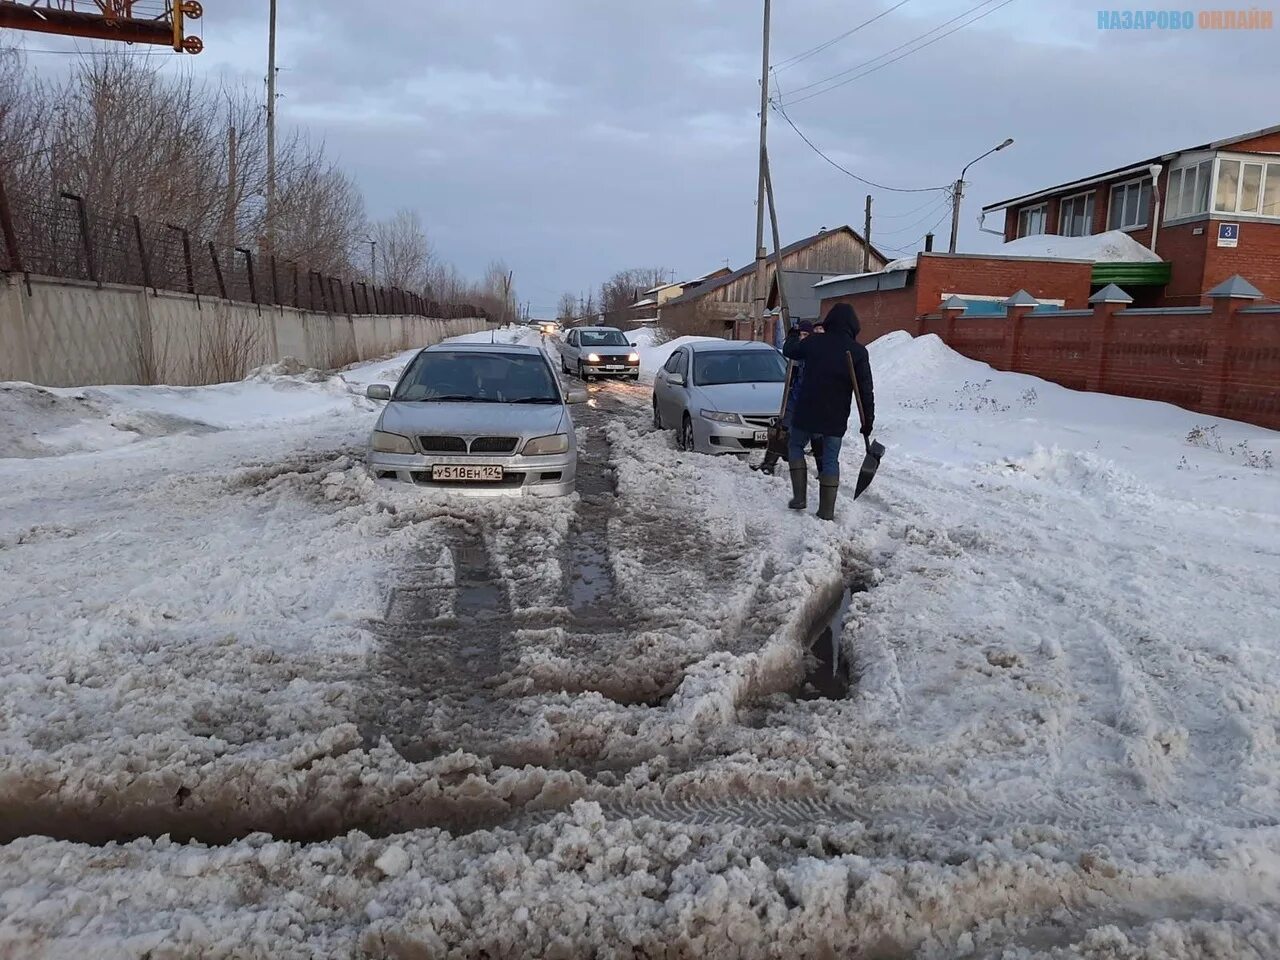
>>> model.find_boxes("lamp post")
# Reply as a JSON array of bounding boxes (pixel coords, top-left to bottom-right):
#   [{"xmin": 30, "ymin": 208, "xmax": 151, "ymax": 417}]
[
  {"xmin": 949, "ymin": 138, "xmax": 1014, "ymax": 254},
  {"xmin": 362, "ymin": 237, "xmax": 377, "ymax": 285}
]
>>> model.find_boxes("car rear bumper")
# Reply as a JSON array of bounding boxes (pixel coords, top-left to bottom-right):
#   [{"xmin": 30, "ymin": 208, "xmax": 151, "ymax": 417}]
[{"xmin": 366, "ymin": 449, "xmax": 576, "ymax": 497}]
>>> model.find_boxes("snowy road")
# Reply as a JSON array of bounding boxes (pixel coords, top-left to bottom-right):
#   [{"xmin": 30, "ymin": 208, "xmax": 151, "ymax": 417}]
[{"xmin": 2, "ymin": 330, "xmax": 1280, "ymax": 957}]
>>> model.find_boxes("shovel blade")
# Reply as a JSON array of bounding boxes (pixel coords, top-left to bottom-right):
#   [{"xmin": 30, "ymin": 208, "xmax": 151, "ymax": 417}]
[{"xmin": 853, "ymin": 440, "xmax": 885, "ymax": 499}]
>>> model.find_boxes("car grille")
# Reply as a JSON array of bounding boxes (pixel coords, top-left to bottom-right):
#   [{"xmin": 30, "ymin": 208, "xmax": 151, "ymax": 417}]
[
  {"xmin": 468, "ymin": 436, "xmax": 519, "ymax": 454},
  {"xmin": 743, "ymin": 415, "xmax": 778, "ymax": 429},
  {"xmin": 419, "ymin": 435, "xmax": 467, "ymax": 453}
]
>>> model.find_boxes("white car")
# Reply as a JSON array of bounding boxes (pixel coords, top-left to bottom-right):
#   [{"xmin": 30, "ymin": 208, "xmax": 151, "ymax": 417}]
[
  {"xmin": 364, "ymin": 342, "xmax": 587, "ymax": 497},
  {"xmin": 558, "ymin": 326, "xmax": 641, "ymax": 380},
  {"xmin": 651, "ymin": 340, "xmax": 786, "ymax": 455}
]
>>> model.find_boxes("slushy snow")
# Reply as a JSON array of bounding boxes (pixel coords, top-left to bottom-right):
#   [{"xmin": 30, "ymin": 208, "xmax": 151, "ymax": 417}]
[{"xmin": 1, "ymin": 329, "xmax": 1278, "ymax": 957}]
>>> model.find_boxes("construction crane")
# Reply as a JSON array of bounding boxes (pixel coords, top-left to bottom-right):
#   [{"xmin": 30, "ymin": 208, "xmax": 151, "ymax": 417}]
[{"xmin": 0, "ymin": 1, "xmax": 204, "ymax": 53}]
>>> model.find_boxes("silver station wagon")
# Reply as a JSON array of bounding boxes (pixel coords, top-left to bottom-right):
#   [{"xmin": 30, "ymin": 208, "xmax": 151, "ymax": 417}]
[{"xmin": 365, "ymin": 343, "xmax": 586, "ymax": 497}]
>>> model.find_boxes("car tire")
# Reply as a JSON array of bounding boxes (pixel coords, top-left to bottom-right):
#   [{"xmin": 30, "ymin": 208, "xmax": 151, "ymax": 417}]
[
  {"xmin": 577, "ymin": 361, "xmax": 586, "ymax": 381},
  {"xmin": 652, "ymin": 397, "xmax": 663, "ymax": 429},
  {"xmin": 679, "ymin": 413, "xmax": 694, "ymax": 452}
]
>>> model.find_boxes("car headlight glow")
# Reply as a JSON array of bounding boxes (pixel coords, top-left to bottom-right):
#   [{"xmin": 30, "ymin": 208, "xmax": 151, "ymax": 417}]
[
  {"xmin": 587, "ymin": 353, "xmax": 601, "ymax": 363},
  {"xmin": 523, "ymin": 433, "xmax": 570, "ymax": 456},
  {"xmin": 628, "ymin": 352, "xmax": 640, "ymax": 362},
  {"xmin": 700, "ymin": 410, "xmax": 742, "ymax": 424},
  {"xmin": 371, "ymin": 430, "xmax": 415, "ymax": 454}
]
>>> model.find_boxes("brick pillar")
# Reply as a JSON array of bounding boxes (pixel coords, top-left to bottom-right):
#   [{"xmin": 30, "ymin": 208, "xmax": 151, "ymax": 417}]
[
  {"xmin": 939, "ymin": 296, "xmax": 965, "ymax": 344},
  {"xmin": 1201, "ymin": 275, "xmax": 1263, "ymax": 416},
  {"xmin": 1001, "ymin": 290, "xmax": 1038, "ymax": 372},
  {"xmin": 1085, "ymin": 284, "xmax": 1133, "ymax": 392}
]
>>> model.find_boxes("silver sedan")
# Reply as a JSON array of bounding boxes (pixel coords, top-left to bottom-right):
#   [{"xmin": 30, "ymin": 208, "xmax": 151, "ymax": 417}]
[
  {"xmin": 651, "ymin": 340, "xmax": 786, "ymax": 455},
  {"xmin": 365, "ymin": 343, "xmax": 586, "ymax": 497}
]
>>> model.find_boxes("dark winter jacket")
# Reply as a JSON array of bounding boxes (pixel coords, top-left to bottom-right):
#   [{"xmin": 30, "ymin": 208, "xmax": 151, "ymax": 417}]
[
  {"xmin": 782, "ymin": 303, "xmax": 875, "ymax": 439},
  {"xmin": 781, "ymin": 358, "xmax": 805, "ymax": 428}
]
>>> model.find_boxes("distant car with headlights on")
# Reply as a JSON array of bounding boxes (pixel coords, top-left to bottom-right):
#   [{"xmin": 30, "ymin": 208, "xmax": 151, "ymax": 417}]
[
  {"xmin": 651, "ymin": 340, "xmax": 786, "ymax": 455},
  {"xmin": 364, "ymin": 342, "xmax": 587, "ymax": 496},
  {"xmin": 558, "ymin": 326, "xmax": 641, "ymax": 380}
]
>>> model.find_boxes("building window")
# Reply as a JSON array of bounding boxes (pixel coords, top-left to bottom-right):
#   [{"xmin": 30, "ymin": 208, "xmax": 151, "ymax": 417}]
[
  {"xmin": 1059, "ymin": 192, "xmax": 1095, "ymax": 237},
  {"xmin": 1017, "ymin": 203, "xmax": 1047, "ymax": 237},
  {"xmin": 1108, "ymin": 177, "xmax": 1152, "ymax": 230},
  {"xmin": 1165, "ymin": 159, "xmax": 1213, "ymax": 221},
  {"xmin": 1264, "ymin": 164, "xmax": 1280, "ymax": 217},
  {"xmin": 1216, "ymin": 157, "xmax": 1280, "ymax": 217}
]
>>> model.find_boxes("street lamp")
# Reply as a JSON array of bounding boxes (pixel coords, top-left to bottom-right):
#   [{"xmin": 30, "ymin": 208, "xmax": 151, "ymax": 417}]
[
  {"xmin": 949, "ymin": 137, "xmax": 1014, "ymax": 254},
  {"xmin": 362, "ymin": 237, "xmax": 377, "ymax": 285}
]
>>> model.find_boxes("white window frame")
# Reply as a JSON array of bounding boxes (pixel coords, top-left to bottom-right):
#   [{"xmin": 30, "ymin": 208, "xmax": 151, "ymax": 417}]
[
  {"xmin": 1058, "ymin": 190, "xmax": 1095, "ymax": 237},
  {"xmin": 1164, "ymin": 157, "xmax": 1215, "ymax": 223},
  {"xmin": 1108, "ymin": 176, "xmax": 1153, "ymax": 231},
  {"xmin": 1212, "ymin": 152, "xmax": 1280, "ymax": 218},
  {"xmin": 1017, "ymin": 202, "xmax": 1048, "ymax": 238}
]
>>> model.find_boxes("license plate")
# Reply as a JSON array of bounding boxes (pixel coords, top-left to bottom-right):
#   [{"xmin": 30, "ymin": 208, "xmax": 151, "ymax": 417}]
[
  {"xmin": 754, "ymin": 430, "xmax": 768, "ymax": 442},
  {"xmin": 431, "ymin": 464, "xmax": 503, "ymax": 481},
  {"xmin": 604, "ymin": 365, "xmax": 625, "ymax": 371}
]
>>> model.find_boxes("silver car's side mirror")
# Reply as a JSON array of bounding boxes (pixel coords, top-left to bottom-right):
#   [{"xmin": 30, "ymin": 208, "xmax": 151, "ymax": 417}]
[
  {"xmin": 366, "ymin": 384, "xmax": 392, "ymax": 401},
  {"xmin": 565, "ymin": 388, "xmax": 588, "ymax": 405},
  {"xmin": 669, "ymin": 374, "xmax": 686, "ymax": 387}
]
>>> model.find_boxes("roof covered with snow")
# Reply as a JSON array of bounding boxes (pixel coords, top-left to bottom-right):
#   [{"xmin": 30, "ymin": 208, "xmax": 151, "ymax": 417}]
[{"xmin": 998, "ymin": 231, "xmax": 1163, "ymax": 263}]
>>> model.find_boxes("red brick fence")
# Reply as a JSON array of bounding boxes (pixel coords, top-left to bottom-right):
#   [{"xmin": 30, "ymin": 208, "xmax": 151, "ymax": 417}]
[{"xmin": 910, "ymin": 277, "xmax": 1280, "ymax": 430}]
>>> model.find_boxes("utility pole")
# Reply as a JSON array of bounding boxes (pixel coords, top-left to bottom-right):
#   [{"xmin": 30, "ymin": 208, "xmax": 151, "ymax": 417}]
[
  {"xmin": 751, "ymin": 0, "xmax": 772, "ymax": 343},
  {"xmin": 862, "ymin": 195, "xmax": 872, "ymax": 273},
  {"xmin": 265, "ymin": 0, "xmax": 278, "ymax": 256},
  {"xmin": 223, "ymin": 119, "xmax": 237, "ymax": 254},
  {"xmin": 950, "ymin": 138, "xmax": 1014, "ymax": 254}
]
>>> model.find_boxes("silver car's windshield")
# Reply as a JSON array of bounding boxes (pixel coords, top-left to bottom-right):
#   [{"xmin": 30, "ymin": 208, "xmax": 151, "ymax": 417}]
[
  {"xmin": 693, "ymin": 350, "xmax": 786, "ymax": 387},
  {"xmin": 395, "ymin": 351, "xmax": 560, "ymax": 403},
  {"xmin": 579, "ymin": 330, "xmax": 629, "ymax": 347}
]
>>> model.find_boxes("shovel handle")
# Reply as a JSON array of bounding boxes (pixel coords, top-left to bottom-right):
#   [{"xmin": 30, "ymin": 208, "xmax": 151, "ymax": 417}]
[{"xmin": 846, "ymin": 351, "xmax": 872, "ymax": 451}]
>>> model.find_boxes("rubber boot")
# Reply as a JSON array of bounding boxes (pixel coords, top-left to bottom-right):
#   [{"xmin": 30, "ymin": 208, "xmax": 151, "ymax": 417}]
[
  {"xmin": 755, "ymin": 451, "xmax": 779, "ymax": 476},
  {"xmin": 816, "ymin": 477, "xmax": 839, "ymax": 521},
  {"xmin": 787, "ymin": 460, "xmax": 807, "ymax": 510}
]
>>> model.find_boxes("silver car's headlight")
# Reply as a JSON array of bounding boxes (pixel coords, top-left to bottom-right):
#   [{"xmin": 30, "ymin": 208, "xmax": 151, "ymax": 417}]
[
  {"xmin": 371, "ymin": 431, "xmax": 415, "ymax": 454},
  {"xmin": 700, "ymin": 410, "xmax": 741, "ymax": 424},
  {"xmin": 523, "ymin": 433, "xmax": 570, "ymax": 456}
]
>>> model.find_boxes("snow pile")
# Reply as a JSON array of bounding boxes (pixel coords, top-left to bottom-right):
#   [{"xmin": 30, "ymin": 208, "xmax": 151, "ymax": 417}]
[
  {"xmin": 999, "ymin": 229, "xmax": 1163, "ymax": 262},
  {"xmin": 629, "ymin": 334, "xmax": 721, "ymax": 382}
]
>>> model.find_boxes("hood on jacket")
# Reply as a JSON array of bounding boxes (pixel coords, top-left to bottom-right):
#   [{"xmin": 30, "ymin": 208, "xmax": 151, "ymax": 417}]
[{"xmin": 822, "ymin": 302, "xmax": 861, "ymax": 340}]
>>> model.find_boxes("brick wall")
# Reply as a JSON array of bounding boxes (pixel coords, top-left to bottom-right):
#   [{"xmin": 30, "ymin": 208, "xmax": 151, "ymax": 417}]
[
  {"xmin": 917, "ymin": 293, "xmax": 1280, "ymax": 430},
  {"xmin": 819, "ymin": 253, "xmax": 1092, "ymax": 340}
]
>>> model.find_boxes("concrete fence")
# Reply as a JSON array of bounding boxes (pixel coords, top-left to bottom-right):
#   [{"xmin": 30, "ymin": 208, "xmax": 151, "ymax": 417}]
[{"xmin": 0, "ymin": 273, "xmax": 487, "ymax": 387}]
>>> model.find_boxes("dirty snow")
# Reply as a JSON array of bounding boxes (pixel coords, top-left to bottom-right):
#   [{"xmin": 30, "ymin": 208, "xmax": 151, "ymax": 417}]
[{"xmin": 1, "ymin": 330, "xmax": 1279, "ymax": 956}]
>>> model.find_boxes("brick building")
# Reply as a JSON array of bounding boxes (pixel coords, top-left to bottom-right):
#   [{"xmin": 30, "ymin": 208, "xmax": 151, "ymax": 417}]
[{"xmin": 981, "ymin": 123, "xmax": 1280, "ymax": 306}]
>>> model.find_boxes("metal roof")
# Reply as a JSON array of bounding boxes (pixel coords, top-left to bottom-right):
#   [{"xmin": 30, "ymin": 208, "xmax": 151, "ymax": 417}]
[
  {"xmin": 663, "ymin": 226, "xmax": 884, "ymax": 308},
  {"xmin": 982, "ymin": 122, "xmax": 1280, "ymax": 213}
]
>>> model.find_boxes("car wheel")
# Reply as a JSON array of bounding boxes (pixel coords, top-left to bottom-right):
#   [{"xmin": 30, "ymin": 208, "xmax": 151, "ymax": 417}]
[
  {"xmin": 577, "ymin": 361, "xmax": 586, "ymax": 381},
  {"xmin": 652, "ymin": 397, "xmax": 663, "ymax": 429},
  {"xmin": 679, "ymin": 413, "xmax": 694, "ymax": 452}
]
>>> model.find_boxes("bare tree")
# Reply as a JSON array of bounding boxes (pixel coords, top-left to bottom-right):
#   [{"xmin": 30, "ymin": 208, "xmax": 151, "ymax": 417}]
[
  {"xmin": 556, "ymin": 291, "xmax": 578, "ymax": 323},
  {"xmin": 370, "ymin": 208, "xmax": 433, "ymax": 290},
  {"xmin": 479, "ymin": 259, "xmax": 517, "ymax": 322},
  {"xmin": 599, "ymin": 267, "xmax": 669, "ymax": 329}
]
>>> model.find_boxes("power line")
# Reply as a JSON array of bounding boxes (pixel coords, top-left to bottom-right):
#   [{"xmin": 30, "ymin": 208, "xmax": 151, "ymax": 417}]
[
  {"xmin": 880, "ymin": 207, "xmax": 954, "ymax": 254},
  {"xmin": 873, "ymin": 194, "xmax": 954, "ymax": 238},
  {"xmin": 874, "ymin": 192, "xmax": 953, "ymax": 221},
  {"xmin": 773, "ymin": 0, "xmax": 911, "ymax": 72},
  {"xmin": 772, "ymin": 102, "xmax": 949, "ymax": 194},
  {"xmin": 783, "ymin": 0, "xmax": 1017, "ymax": 106}
]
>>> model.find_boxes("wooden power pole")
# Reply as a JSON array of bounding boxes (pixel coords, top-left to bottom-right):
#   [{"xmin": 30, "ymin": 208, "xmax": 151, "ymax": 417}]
[
  {"xmin": 862, "ymin": 195, "xmax": 873, "ymax": 272},
  {"xmin": 751, "ymin": 0, "xmax": 772, "ymax": 342},
  {"xmin": 265, "ymin": 0, "xmax": 278, "ymax": 256}
]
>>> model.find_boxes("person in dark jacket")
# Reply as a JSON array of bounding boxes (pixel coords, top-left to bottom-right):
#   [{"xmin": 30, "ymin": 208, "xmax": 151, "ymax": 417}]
[
  {"xmin": 781, "ymin": 302, "xmax": 875, "ymax": 520},
  {"xmin": 757, "ymin": 320, "xmax": 823, "ymax": 476}
]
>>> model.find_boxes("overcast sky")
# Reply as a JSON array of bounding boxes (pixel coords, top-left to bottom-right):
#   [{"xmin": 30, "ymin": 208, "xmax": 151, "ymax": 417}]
[{"xmin": 14, "ymin": 1, "xmax": 1279, "ymax": 314}]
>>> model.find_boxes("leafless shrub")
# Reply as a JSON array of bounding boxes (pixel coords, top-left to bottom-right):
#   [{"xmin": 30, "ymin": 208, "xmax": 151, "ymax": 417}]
[{"xmin": 187, "ymin": 309, "xmax": 264, "ymax": 385}]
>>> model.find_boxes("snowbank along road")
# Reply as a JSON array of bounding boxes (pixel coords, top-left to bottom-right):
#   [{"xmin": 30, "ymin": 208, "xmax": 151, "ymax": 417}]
[{"xmin": 2, "ymin": 326, "xmax": 1279, "ymax": 957}]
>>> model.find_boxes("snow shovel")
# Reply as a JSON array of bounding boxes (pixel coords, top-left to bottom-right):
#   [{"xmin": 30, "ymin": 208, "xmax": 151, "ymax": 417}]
[
  {"xmin": 847, "ymin": 352, "xmax": 884, "ymax": 499},
  {"xmin": 764, "ymin": 360, "xmax": 796, "ymax": 459}
]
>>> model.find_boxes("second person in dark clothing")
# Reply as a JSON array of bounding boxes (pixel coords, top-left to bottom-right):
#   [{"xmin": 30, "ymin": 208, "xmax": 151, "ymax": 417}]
[{"xmin": 781, "ymin": 302, "xmax": 875, "ymax": 520}]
